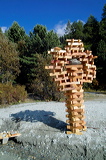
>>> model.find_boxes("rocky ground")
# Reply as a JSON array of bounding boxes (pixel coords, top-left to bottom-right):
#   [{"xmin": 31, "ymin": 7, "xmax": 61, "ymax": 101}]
[{"xmin": 0, "ymin": 93, "xmax": 106, "ymax": 160}]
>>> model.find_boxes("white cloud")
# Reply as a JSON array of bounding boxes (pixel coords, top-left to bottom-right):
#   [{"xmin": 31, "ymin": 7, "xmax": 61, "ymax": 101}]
[
  {"xmin": 77, "ymin": 19, "xmax": 85, "ymax": 24},
  {"xmin": 54, "ymin": 20, "xmax": 85, "ymax": 37},
  {"xmin": 1, "ymin": 27, "xmax": 7, "ymax": 33},
  {"xmin": 54, "ymin": 21, "xmax": 67, "ymax": 37}
]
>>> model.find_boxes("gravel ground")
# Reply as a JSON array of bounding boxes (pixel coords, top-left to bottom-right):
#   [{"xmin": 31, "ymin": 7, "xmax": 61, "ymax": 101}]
[{"xmin": 0, "ymin": 93, "xmax": 106, "ymax": 160}]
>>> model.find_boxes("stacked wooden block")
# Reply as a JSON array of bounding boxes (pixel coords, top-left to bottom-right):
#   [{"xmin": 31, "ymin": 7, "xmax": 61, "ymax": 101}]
[{"xmin": 45, "ymin": 39, "xmax": 97, "ymax": 134}]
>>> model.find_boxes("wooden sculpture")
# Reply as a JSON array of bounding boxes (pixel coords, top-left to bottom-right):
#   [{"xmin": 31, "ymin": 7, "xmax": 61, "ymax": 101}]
[{"xmin": 45, "ymin": 39, "xmax": 97, "ymax": 135}]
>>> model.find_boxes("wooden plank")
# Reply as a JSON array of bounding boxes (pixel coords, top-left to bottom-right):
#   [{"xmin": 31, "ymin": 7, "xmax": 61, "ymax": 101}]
[
  {"xmin": 65, "ymin": 99, "xmax": 84, "ymax": 104},
  {"xmin": 67, "ymin": 116, "xmax": 85, "ymax": 121},
  {"xmin": 92, "ymin": 56, "xmax": 98, "ymax": 59},
  {"xmin": 66, "ymin": 39, "xmax": 81, "ymax": 42},
  {"xmin": 66, "ymin": 105, "xmax": 85, "ymax": 113},
  {"xmin": 67, "ymin": 125, "xmax": 85, "ymax": 130},
  {"xmin": 65, "ymin": 97, "xmax": 83, "ymax": 101},
  {"xmin": 52, "ymin": 69, "xmax": 63, "ymax": 73},
  {"xmin": 0, "ymin": 132, "xmax": 21, "ymax": 139},
  {"xmin": 54, "ymin": 77, "xmax": 68, "ymax": 82},
  {"xmin": 74, "ymin": 70, "xmax": 83, "ymax": 74},
  {"xmin": 66, "ymin": 70, "xmax": 83, "ymax": 75},
  {"xmin": 68, "ymin": 81, "xmax": 80, "ymax": 84},
  {"xmin": 50, "ymin": 71, "xmax": 67, "ymax": 76},
  {"xmin": 68, "ymin": 103, "xmax": 84, "ymax": 107},
  {"xmin": 66, "ymin": 121, "xmax": 86, "ymax": 127},
  {"xmin": 51, "ymin": 60, "xmax": 60, "ymax": 63},
  {"xmin": 59, "ymin": 87, "xmax": 75, "ymax": 91},
  {"xmin": 66, "ymin": 114, "xmax": 85, "ymax": 119},
  {"xmin": 65, "ymin": 89, "xmax": 83, "ymax": 95},
  {"xmin": 85, "ymin": 50, "xmax": 92, "ymax": 55},
  {"xmin": 45, "ymin": 65, "xmax": 62, "ymax": 69},
  {"xmin": 66, "ymin": 110, "xmax": 85, "ymax": 116},
  {"xmin": 65, "ymin": 65, "xmax": 83, "ymax": 69},
  {"xmin": 66, "ymin": 108, "xmax": 85, "ymax": 113},
  {"xmin": 85, "ymin": 64, "xmax": 96, "ymax": 67},
  {"xmin": 81, "ymin": 80, "xmax": 92, "ymax": 83},
  {"xmin": 79, "ymin": 58, "xmax": 88, "ymax": 61},
  {"xmin": 68, "ymin": 123, "xmax": 81, "ymax": 127},
  {"xmin": 65, "ymin": 92, "xmax": 83, "ymax": 97},
  {"xmin": 66, "ymin": 119, "xmax": 86, "ymax": 125},
  {"xmin": 69, "ymin": 73, "xmax": 77, "ymax": 76},
  {"xmin": 74, "ymin": 86, "xmax": 83, "ymax": 91},
  {"xmin": 66, "ymin": 111, "xmax": 85, "ymax": 117},
  {"xmin": 69, "ymin": 47, "xmax": 80, "ymax": 50},
  {"xmin": 67, "ymin": 103, "xmax": 85, "ymax": 107},
  {"xmin": 84, "ymin": 69, "xmax": 94, "ymax": 74},
  {"xmin": 56, "ymin": 55, "xmax": 72, "ymax": 59},
  {"xmin": 68, "ymin": 76, "xmax": 83, "ymax": 80},
  {"xmin": 66, "ymin": 111, "xmax": 79, "ymax": 116},
  {"xmin": 72, "ymin": 52, "xmax": 86, "ymax": 55},
  {"xmin": 66, "ymin": 131, "xmax": 83, "ymax": 135},
  {"xmin": 65, "ymin": 105, "xmax": 78, "ymax": 109},
  {"xmin": 69, "ymin": 89, "xmax": 84, "ymax": 93},
  {"xmin": 59, "ymin": 82, "xmax": 78, "ymax": 86},
  {"xmin": 65, "ymin": 105, "xmax": 85, "ymax": 109}
]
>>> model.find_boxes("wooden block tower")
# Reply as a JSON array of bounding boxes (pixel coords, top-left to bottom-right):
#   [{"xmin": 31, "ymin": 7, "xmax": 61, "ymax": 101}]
[{"xmin": 45, "ymin": 39, "xmax": 97, "ymax": 135}]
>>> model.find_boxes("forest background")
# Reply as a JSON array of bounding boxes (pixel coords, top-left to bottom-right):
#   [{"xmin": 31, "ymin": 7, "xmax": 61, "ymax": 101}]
[{"xmin": 0, "ymin": 4, "xmax": 106, "ymax": 104}]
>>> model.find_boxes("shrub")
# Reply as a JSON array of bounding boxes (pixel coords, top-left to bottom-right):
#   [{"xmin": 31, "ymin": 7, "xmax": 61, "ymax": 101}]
[{"xmin": 0, "ymin": 83, "xmax": 27, "ymax": 105}]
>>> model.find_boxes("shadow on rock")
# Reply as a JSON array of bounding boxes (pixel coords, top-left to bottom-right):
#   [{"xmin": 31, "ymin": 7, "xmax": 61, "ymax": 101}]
[{"xmin": 10, "ymin": 110, "xmax": 66, "ymax": 131}]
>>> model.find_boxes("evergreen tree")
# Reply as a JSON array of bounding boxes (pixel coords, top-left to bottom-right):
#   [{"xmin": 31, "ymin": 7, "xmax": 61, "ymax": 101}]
[
  {"xmin": 6, "ymin": 21, "xmax": 26, "ymax": 43},
  {"xmin": 16, "ymin": 24, "xmax": 61, "ymax": 99},
  {"xmin": 83, "ymin": 15, "xmax": 100, "ymax": 54},
  {"xmin": 44, "ymin": 30, "xmax": 60, "ymax": 51},
  {"xmin": 101, "ymin": 4, "xmax": 106, "ymax": 20},
  {"xmin": 0, "ymin": 28, "xmax": 2, "ymax": 33},
  {"xmin": 65, "ymin": 20, "xmax": 72, "ymax": 35},
  {"xmin": 29, "ymin": 24, "xmax": 60, "ymax": 55},
  {"xmin": 96, "ymin": 4, "xmax": 106, "ymax": 89},
  {"xmin": 100, "ymin": 4, "xmax": 106, "ymax": 41},
  {"xmin": 71, "ymin": 20, "xmax": 84, "ymax": 39},
  {"xmin": 60, "ymin": 20, "xmax": 84, "ymax": 47},
  {"xmin": 96, "ymin": 39, "xmax": 106, "ymax": 89},
  {"xmin": 18, "ymin": 53, "xmax": 61, "ymax": 100},
  {"xmin": 0, "ymin": 32, "xmax": 20, "ymax": 83},
  {"xmin": 29, "ymin": 25, "xmax": 47, "ymax": 54}
]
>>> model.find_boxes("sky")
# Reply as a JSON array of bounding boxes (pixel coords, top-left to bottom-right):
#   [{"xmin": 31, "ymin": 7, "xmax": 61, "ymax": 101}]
[{"xmin": 0, "ymin": 0, "xmax": 106, "ymax": 36}]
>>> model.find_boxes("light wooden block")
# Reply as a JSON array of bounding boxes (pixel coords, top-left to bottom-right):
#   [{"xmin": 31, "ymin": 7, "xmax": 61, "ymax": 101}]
[
  {"xmin": 66, "ymin": 131, "xmax": 83, "ymax": 135},
  {"xmin": 67, "ymin": 125, "xmax": 85, "ymax": 130}
]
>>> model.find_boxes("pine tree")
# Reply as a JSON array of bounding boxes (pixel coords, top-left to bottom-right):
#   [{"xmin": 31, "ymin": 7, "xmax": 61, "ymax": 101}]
[
  {"xmin": 6, "ymin": 21, "xmax": 26, "ymax": 43},
  {"xmin": 71, "ymin": 20, "xmax": 84, "ymax": 39},
  {"xmin": 83, "ymin": 15, "xmax": 100, "ymax": 53},
  {"xmin": 96, "ymin": 4, "xmax": 106, "ymax": 89},
  {"xmin": 100, "ymin": 4, "xmax": 106, "ymax": 41}
]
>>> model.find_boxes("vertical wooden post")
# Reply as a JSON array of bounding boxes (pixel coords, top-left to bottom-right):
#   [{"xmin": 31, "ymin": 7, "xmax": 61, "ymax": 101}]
[
  {"xmin": 64, "ymin": 64, "xmax": 86, "ymax": 134},
  {"xmin": 65, "ymin": 85, "xmax": 86, "ymax": 135}
]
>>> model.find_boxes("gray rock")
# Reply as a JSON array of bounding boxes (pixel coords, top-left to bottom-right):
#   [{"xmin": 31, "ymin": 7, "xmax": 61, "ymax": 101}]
[{"xmin": 69, "ymin": 58, "xmax": 81, "ymax": 65}]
